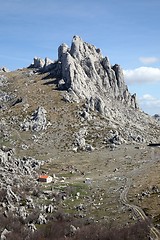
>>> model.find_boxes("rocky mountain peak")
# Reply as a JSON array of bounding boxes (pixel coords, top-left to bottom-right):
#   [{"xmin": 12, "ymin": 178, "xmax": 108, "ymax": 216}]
[
  {"xmin": 70, "ymin": 35, "xmax": 103, "ymax": 61},
  {"xmin": 43, "ymin": 36, "xmax": 138, "ymax": 114}
]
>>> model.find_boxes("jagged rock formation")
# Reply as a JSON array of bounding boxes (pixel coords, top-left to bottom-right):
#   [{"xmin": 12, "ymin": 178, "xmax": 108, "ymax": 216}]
[
  {"xmin": 0, "ymin": 146, "xmax": 41, "ymax": 213},
  {"xmin": 0, "ymin": 147, "xmax": 41, "ymax": 184},
  {"xmin": 32, "ymin": 57, "xmax": 45, "ymax": 69},
  {"xmin": 73, "ymin": 127, "xmax": 94, "ymax": 152},
  {"xmin": 60, "ymin": 36, "xmax": 137, "ymax": 107},
  {"xmin": 0, "ymin": 146, "xmax": 54, "ymax": 232},
  {"xmin": 38, "ymin": 36, "xmax": 138, "ymax": 114},
  {"xmin": 25, "ymin": 36, "xmax": 160, "ymax": 144},
  {"xmin": 21, "ymin": 107, "xmax": 47, "ymax": 132},
  {"xmin": 29, "ymin": 57, "xmax": 54, "ymax": 72},
  {"xmin": 29, "ymin": 36, "xmax": 138, "ymax": 116}
]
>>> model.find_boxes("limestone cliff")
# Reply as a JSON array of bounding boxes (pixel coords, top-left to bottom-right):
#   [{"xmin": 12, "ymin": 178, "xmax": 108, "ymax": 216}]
[
  {"xmin": 28, "ymin": 36, "xmax": 160, "ymax": 145},
  {"xmin": 45, "ymin": 36, "xmax": 138, "ymax": 113}
]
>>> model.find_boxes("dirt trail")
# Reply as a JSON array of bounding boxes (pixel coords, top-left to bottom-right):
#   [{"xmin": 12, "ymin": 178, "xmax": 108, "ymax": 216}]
[{"xmin": 120, "ymin": 178, "xmax": 160, "ymax": 240}]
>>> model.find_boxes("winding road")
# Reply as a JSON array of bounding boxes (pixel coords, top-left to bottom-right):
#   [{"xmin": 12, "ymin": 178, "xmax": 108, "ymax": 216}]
[{"xmin": 120, "ymin": 178, "xmax": 160, "ymax": 240}]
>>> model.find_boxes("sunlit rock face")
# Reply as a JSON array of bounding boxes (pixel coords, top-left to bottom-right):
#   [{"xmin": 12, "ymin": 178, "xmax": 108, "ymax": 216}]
[{"xmin": 55, "ymin": 36, "xmax": 138, "ymax": 112}]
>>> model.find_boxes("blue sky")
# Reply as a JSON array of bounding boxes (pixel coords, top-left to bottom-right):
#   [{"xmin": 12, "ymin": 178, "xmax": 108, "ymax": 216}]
[{"xmin": 0, "ymin": 0, "xmax": 160, "ymax": 115}]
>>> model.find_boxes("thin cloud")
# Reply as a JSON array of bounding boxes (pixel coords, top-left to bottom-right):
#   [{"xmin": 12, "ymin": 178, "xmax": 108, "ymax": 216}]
[
  {"xmin": 139, "ymin": 94, "xmax": 160, "ymax": 109},
  {"xmin": 123, "ymin": 67, "xmax": 160, "ymax": 84},
  {"xmin": 139, "ymin": 57, "xmax": 159, "ymax": 65}
]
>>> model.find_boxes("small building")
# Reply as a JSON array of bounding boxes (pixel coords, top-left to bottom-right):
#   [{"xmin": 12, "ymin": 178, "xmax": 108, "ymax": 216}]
[{"xmin": 38, "ymin": 175, "xmax": 53, "ymax": 183}]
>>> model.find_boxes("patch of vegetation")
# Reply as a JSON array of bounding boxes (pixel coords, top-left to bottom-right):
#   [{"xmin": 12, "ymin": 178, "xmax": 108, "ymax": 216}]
[
  {"xmin": 0, "ymin": 212, "xmax": 150, "ymax": 240},
  {"xmin": 66, "ymin": 182, "xmax": 89, "ymax": 197}
]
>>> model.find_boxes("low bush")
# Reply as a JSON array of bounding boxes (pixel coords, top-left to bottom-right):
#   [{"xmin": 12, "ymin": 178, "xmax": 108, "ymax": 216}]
[{"xmin": 0, "ymin": 211, "xmax": 150, "ymax": 240}]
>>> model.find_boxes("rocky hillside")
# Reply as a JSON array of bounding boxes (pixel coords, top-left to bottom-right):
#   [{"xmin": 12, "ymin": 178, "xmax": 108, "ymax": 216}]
[
  {"xmin": 0, "ymin": 36, "xmax": 160, "ymax": 155},
  {"xmin": 0, "ymin": 36, "xmax": 160, "ymax": 239},
  {"xmin": 29, "ymin": 35, "xmax": 159, "ymax": 145},
  {"xmin": 32, "ymin": 35, "xmax": 138, "ymax": 109}
]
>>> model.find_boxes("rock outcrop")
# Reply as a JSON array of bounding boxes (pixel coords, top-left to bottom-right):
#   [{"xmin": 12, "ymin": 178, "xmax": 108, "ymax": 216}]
[
  {"xmin": 43, "ymin": 36, "xmax": 138, "ymax": 114},
  {"xmin": 29, "ymin": 57, "xmax": 54, "ymax": 72},
  {"xmin": 26, "ymin": 36, "xmax": 160, "ymax": 144},
  {"xmin": 0, "ymin": 147, "xmax": 41, "ymax": 182},
  {"xmin": 0, "ymin": 67, "xmax": 9, "ymax": 73},
  {"xmin": 32, "ymin": 57, "xmax": 45, "ymax": 69},
  {"xmin": 153, "ymin": 114, "xmax": 160, "ymax": 122},
  {"xmin": 21, "ymin": 107, "xmax": 47, "ymax": 132}
]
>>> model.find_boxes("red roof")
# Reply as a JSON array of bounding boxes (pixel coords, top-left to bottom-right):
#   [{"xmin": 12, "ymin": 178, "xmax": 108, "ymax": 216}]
[{"xmin": 39, "ymin": 175, "xmax": 49, "ymax": 179}]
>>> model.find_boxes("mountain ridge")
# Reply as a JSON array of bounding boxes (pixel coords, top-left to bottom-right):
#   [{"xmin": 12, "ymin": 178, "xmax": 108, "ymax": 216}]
[
  {"xmin": 26, "ymin": 35, "xmax": 160, "ymax": 144},
  {"xmin": 31, "ymin": 36, "xmax": 138, "ymax": 112}
]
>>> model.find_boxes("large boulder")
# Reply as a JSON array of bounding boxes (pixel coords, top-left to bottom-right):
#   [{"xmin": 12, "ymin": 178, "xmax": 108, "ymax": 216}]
[
  {"xmin": 21, "ymin": 107, "xmax": 47, "ymax": 132},
  {"xmin": 1, "ymin": 228, "xmax": 11, "ymax": 240},
  {"xmin": 43, "ymin": 57, "xmax": 54, "ymax": 72},
  {"xmin": 0, "ymin": 67, "xmax": 9, "ymax": 73},
  {"xmin": 29, "ymin": 57, "xmax": 45, "ymax": 69}
]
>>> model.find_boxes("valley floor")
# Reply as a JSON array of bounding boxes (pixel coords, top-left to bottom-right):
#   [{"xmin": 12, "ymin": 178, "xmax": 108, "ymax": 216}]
[{"xmin": 38, "ymin": 144, "xmax": 160, "ymax": 228}]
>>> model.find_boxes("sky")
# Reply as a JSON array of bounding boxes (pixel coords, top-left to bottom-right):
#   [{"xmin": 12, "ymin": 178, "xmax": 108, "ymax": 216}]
[{"xmin": 0, "ymin": 0, "xmax": 160, "ymax": 115}]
